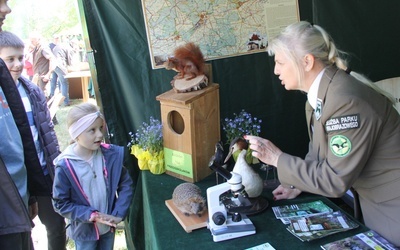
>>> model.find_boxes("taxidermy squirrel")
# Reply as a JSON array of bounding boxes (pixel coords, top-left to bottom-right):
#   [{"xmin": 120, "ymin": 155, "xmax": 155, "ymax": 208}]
[
  {"xmin": 172, "ymin": 182, "xmax": 207, "ymax": 217},
  {"xmin": 164, "ymin": 42, "xmax": 205, "ymax": 80}
]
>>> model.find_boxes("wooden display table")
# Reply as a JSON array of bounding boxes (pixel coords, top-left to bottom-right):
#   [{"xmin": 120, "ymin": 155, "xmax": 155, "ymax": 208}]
[{"xmin": 134, "ymin": 170, "xmax": 368, "ymax": 250}]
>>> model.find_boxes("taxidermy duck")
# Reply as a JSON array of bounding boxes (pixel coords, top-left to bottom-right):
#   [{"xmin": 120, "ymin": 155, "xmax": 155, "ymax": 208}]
[
  {"xmin": 225, "ymin": 137, "xmax": 263, "ymax": 198},
  {"xmin": 225, "ymin": 137, "xmax": 258, "ymax": 165}
]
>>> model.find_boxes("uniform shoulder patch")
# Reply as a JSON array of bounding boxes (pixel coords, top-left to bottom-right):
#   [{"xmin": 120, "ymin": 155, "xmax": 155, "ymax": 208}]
[
  {"xmin": 330, "ymin": 135, "xmax": 351, "ymax": 157},
  {"xmin": 325, "ymin": 114, "xmax": 360, "ymax": 132}
]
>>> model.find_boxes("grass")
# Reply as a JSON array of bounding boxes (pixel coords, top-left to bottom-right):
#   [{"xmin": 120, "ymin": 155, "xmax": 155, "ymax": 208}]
[
  {"xmin": 53, "ymin": 98, "xmax": 128, "ymax": 250},
  {"xmin": 53, "ymin": 99, "xmax": 81, "ymax": 151}
]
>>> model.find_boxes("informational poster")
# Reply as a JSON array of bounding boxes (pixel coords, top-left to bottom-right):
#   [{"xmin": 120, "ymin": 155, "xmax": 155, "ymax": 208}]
[{"xmin": 142, "ymin": 0, "xmax": 299, "ymax": 69}]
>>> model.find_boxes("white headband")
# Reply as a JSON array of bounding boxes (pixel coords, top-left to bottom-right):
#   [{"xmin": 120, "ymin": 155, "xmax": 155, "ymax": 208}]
[{"xmin": 68, "ymin": 111, "xmax": 104, "ymax": 140}]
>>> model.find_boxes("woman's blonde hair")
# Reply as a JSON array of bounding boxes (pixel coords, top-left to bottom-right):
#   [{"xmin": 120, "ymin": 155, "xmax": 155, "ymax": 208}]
[{"xmin": 267, "ymin": 21, "xmax": 395, "ymax": 104}]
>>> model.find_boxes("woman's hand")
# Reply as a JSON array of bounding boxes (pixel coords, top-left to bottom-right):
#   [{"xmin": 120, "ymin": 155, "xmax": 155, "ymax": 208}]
[
  {"xmin": 272, "ymin": 185, "xmax": 302, "ymax": 200},
  {"xmin": 244, "ymin": 135, "xmax": 282, "ymax": 166}
]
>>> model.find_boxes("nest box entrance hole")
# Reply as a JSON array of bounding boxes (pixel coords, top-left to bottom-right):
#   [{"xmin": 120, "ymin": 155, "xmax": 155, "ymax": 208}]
[{"xmin": 168, "ymin": 110, "xmax": 185, "ymax": 135}]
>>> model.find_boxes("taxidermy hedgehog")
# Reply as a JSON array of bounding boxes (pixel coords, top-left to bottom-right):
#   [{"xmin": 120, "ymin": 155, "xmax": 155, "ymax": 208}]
[{"xmin": 172, "ymin": 182, "xmax": 207, "ymax": 217}]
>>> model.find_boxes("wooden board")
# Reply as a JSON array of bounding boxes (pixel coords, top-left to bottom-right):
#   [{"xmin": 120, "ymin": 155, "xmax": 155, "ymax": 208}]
[
  {"xmin": 48, "ymin": 93, "xmax": 65, "ymax": 120},
  {"xmin": 165, "ymin": 199, "xmax": 208, "ymax": 233},
  {"xmin": 173, "ymin": 74, "xmax": 208, "ymax": 93}
]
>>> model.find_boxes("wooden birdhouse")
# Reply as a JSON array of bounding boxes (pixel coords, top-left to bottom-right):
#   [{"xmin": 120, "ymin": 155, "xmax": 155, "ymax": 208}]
[{"xmin": 156, "ymin": 83, "xmax": 220, "ymax": 183}]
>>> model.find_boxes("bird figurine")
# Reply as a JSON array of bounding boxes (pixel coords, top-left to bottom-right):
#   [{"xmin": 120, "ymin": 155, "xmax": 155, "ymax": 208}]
[
  {"xmin": 225, "ymin": 137, "xmax": 263, "ymax": 198},
  {"xmin": 225, "ymin": 137, "xmax": 256, "ymax": 165},
  {"xmin": 211, "ymin": 141, "xmax": 226, "ymax": 169},
  {"xmin": 172, "ymin": 182, "xmax": 207, "ymax": 217},
  {"xmin": 209, "ymin": 141, "xmax": 228, "ymax": 184}
]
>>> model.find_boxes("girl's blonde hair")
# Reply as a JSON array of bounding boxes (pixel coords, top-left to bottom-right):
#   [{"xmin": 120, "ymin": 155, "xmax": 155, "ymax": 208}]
[
  {"xmin": 67, "ymin": 102, "xmax": 104, "ymax": 128},
  {"xmin": 267, "ymin": 21, "xmax": 395, "ymax": 104}
]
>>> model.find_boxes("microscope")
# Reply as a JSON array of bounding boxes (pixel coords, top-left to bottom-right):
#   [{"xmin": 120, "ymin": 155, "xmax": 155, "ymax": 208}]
[{"xmin": 207, "ymin": 156, "xmax": 256, "ymax": 242}]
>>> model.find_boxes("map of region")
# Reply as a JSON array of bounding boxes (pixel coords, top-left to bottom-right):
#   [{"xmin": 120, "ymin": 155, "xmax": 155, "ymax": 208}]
[{"xmin": 142, "ymin": 0, "xmax": 298, "ymax": 68}]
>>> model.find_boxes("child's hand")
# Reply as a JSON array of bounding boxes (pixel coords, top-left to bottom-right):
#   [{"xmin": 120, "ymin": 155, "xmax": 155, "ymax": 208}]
[
  {"xmin": 89, "ymin": 211, "xmax": 99, "ymax": 222},
  {"xmin": 106, "ymin": 215, "xmax": 123, "ymax": 224},
  {"xmin": 91, "ymin": 212, "xmax": 122, "ymax": 227}
]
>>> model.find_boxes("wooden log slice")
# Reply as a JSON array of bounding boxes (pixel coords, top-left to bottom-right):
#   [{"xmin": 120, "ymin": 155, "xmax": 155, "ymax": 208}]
[{"xmin": 172, "ymin": 74, "xmax": 209, "ymax": 93}]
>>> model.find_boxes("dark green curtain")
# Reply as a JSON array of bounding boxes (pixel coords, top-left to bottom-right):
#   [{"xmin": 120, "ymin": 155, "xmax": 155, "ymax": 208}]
[
  {"xmin": 79, "ymin": 1, "xmax": 399, "ymax": 249},
  {"xmin": 312, "ymin": 1, "xmax": 400, "ymax": 81}
]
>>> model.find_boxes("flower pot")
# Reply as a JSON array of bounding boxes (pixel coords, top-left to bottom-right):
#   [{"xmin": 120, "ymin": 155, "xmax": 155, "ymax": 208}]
[
  {"xmin": 148, "ymin": 150, "xmax": 165, "ymax": 175},
  {"xmin": 131, "ymin": 145, "xmax": 166, "ymax": 174}
]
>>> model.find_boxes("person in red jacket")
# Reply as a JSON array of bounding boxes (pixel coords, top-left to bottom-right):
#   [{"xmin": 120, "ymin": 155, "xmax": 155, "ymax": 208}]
[{"xmin": 24, "ymin": 45, "xmax": 34, "ymax": 80}]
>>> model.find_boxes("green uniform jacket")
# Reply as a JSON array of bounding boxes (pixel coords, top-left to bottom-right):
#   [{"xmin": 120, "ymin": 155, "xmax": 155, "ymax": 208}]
[{"xmin": 277, "ymin": 66, "xmax": 400, "ymax": 246}]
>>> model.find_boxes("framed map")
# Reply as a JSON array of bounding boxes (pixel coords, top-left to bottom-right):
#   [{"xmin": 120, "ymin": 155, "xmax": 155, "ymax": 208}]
[{"xmin": 142, "ymin": 0, "xmax": 299, "ymax": 69}]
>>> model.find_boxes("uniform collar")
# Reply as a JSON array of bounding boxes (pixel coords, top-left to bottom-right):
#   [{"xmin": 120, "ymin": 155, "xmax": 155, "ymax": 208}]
[{"xmin": 307, "ymin": 68, "xmax": 326, "ymax": 110}]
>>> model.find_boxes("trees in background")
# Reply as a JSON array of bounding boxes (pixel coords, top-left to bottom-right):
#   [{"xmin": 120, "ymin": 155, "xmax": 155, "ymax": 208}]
[{"xmin": 3, "ymin": 0, "xmax": 80, "ymax": 41}]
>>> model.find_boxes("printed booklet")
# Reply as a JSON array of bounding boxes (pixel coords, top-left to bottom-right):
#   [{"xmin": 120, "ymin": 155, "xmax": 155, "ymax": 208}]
[
  {"xmin": 272, "ymin": 200, "xmax": 333, "ymax": 224},
  {"xmin": 287, "ymin": 211, "xmax": 359, "ymax": 242},
  {"xmin": 321, "ymin": 230, "xmax": 398, "ymax": 250}
]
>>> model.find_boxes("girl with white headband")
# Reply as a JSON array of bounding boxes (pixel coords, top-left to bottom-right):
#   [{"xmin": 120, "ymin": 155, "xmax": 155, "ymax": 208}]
[{"xmin": 52, "ymin": 103, "xmax": 133, "ymax": 249}]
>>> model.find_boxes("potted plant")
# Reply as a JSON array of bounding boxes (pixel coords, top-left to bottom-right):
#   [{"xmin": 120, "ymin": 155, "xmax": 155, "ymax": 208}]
[{"xmin": 128, "ymin": 117, "xmax": 165, "ymax": 174}]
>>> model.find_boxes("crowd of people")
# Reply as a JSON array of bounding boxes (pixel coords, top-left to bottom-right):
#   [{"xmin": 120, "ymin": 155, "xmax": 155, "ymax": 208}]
[{"xmin": 23, "ymin": 32, "xmax": 83, "ymax": 107}]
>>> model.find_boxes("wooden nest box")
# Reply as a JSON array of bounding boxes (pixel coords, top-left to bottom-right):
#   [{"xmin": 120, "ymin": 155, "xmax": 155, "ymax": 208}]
[{"xmin": 156, "ymin": 83, "xmax": 220, "ymax": 182}]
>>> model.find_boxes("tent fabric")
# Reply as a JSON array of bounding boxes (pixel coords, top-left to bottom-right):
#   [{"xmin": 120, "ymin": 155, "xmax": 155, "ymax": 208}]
[
  {"xmin": 79, "ymin": 0, "xmax": 400, "ymax": 248},
  {"xmin": 313, "ymin": 1, "xmax": 400, "ymax": 81}
]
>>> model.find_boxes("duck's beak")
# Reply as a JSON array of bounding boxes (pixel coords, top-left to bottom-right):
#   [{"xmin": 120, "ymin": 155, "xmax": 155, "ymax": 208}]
[
  {"xmin": 224, "ymin": 147, "xmax": 233, "ymax": 163},
  {"xmin": 224, "ymin": 136, "xmax": 243, "ymax": 163}
]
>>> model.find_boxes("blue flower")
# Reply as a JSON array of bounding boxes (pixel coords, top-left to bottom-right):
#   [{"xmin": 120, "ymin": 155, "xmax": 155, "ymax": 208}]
[
  {"xmin": 222, "ymin": 110, "xmax": 262, "ymax": 145},
  {"xmin": 128, "ymin": 117, "xmax": 163, "ymax": 153}
]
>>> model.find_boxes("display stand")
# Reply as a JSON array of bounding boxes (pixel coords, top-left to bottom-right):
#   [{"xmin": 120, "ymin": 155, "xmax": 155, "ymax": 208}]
[
  {"xmin": 156, "ymin": 83, "xmax": 220, "ymax": 183},
  {"xmin": 165, "ymin": 199, "xmax": 208, "ymax": 233}
]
